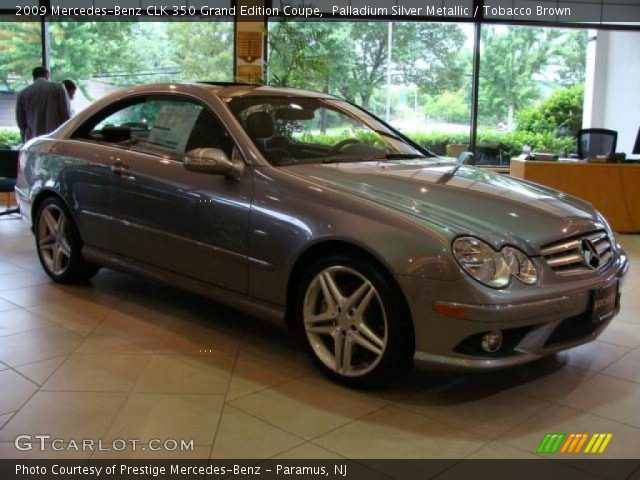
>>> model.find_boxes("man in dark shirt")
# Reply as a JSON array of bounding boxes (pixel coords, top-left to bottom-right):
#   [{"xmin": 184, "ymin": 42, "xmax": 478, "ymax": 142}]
[{"xmin": 15, "ymin": 66, "xmax": 71, "ymax": 142}]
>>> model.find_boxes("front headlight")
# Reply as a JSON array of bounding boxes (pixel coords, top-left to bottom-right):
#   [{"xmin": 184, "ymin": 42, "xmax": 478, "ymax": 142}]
[
  {"xmin": 501, "ymin": 246, "xmax": 538, "ymax": 284},
  {"xmin": 453, "ymin": 237, "xmax": 538, "ymax": 288},
  {"xmin": 452, "ymin": 237, "xmax": 511, "ymax": 288}
]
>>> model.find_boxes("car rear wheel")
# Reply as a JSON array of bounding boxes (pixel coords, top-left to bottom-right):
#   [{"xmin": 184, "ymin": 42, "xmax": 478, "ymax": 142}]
[
  {"xmin": 35, "ymin": 197, "xmax": 99, "ymax": 283},
  {"xmin": 296, "ymin": 254, "xmax": 413, "ymax": 387}
]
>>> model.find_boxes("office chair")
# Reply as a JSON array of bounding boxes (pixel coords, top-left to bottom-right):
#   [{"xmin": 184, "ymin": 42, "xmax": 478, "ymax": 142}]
[
  {"xmin": 0, "ymin": 150, "xmax": 20, "ymax": 216},
  {"xmin": 577, "ymin": 128, "xmax": 617, "ymax": 161}
]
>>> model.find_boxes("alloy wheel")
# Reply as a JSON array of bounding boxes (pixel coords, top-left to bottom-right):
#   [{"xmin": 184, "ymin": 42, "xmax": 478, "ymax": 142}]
[
  {"xmin": 303, "ymin": 266, "xmax": 388, "ymax": 377},
  {"xmin": 37, "ymin": 204, "xmax": 72, "ymax": 276}
]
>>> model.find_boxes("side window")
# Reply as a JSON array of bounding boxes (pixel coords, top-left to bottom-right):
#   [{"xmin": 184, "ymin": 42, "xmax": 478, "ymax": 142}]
[{"xmin": 75, "ymin": 96, "xmax": 234, "ymax": 160}]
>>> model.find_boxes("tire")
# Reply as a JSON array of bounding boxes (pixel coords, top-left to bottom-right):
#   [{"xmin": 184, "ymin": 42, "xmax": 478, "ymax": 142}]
[
  {"xmin": 34, "ymin": 197, "xmax": 99, "ymax": 284},
  {"xmin": 295, "ymin": 253, "xmax": 413, "ymax": 388}
]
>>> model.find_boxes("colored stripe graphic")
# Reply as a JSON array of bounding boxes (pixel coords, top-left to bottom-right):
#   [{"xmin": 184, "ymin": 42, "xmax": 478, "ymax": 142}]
[
  {"xmin": 540, "ymin": 433, "xmax": 613, "ymax": 454},
  {"xmin": 537, "ymin": 433, "xmax": 566, "ymax": 453}
]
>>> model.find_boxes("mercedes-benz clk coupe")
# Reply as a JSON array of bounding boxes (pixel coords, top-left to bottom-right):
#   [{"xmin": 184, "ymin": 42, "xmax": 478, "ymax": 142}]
[{"xmin": 15, "ymin": 83, "xmax": 629, "ymax": 387}]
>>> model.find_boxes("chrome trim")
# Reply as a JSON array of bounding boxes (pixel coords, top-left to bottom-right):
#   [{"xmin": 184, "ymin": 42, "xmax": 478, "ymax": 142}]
[{"xmin": 540, "ymin": 230, "xmax": 613, "ymax": 277}]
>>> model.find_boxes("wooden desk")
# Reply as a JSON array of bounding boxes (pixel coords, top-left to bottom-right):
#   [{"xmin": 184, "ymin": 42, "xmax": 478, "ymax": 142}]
[{"xmin": 510, "ymin": 159, "xmax": 640, "ymax": 233}]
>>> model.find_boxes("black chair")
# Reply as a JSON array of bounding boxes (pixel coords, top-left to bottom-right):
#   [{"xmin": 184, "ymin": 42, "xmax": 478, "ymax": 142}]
[
  {"xmin": 633, "ymin": 126, "xmax": 640, "ymax": 155},
  {"xmin": 577, "ymin": 128, "xmax": 617, "ymax": 161},
  {"xmin": 0, "ymin": 150, "xmax": 20, "ymax": 216}
]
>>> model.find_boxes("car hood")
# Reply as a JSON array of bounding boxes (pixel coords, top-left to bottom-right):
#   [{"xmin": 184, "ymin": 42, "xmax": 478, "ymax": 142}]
[{"xmin": 282, "ymin": 160, "xmax": 604, "ymax": 254}]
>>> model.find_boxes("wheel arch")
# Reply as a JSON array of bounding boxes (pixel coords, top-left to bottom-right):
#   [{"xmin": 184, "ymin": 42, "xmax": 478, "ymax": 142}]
[
  {"xmin": 30, "ymin": 189, "xmax": 68, "ymax": 229},
  {"xmin": 284, "ymin": 239, "xmax": 415, "ymax": 350}
]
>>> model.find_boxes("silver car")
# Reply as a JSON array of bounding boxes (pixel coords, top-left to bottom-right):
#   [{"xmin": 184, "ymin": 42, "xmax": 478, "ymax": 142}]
[{"xmin": 15, "ymin": 83, "xmax": 629, "ymax": 387}]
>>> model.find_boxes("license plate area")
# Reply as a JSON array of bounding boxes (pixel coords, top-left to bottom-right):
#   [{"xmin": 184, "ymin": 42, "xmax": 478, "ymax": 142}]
[{"xmin": 591, "ymin": 282, "xmax": 619, "ymax": 324}]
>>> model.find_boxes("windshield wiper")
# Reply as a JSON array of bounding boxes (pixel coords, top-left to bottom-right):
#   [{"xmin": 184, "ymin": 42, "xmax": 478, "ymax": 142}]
[{"xmin": 384, "ymin": 153, "xmax": 430, "ymax": 159}]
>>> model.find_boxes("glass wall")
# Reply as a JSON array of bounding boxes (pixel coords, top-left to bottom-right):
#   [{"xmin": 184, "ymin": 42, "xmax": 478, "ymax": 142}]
[
  {"xmin": 49, "ymin": 21, "xmax": 234, "ymax": 114},
  {"xmin": 0, "ymin": 21, "xmax": 42, "ymax": 148},
  {"xmin": 267, "ymin": 20, "xmax": 474, "ymax": 157},
  {"xmin": 477, "ymin": 25, "xmax": 587, "ymax": 164}
]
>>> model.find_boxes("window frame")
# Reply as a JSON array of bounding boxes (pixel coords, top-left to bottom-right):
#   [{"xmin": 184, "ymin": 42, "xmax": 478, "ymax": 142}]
[{"xmin": 70, "ymin": 92, "xmax": 239, "ymax": 163}]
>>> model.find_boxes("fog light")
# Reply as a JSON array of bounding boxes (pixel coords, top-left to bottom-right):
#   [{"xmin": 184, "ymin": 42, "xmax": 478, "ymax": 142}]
[{"xmin": 481, "ymin": 331, "xmax": 502, "ymax": 353}]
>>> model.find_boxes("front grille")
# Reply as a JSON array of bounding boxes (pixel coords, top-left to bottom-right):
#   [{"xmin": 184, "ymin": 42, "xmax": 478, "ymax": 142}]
[{"xmin": 541, "ymin": 231, "xmax": 613, "ymax": 277}]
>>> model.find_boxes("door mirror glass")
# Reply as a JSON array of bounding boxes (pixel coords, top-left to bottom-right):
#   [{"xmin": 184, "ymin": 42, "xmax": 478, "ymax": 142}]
[{"xmin": 184, "ymin": 148, "xmax": 243, "ymax": 178}]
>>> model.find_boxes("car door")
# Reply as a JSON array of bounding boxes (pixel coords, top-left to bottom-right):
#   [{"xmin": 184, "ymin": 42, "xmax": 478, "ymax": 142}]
[{"xmin": 77, "ymin": 95, "xmax": 252, "ymax": 294}]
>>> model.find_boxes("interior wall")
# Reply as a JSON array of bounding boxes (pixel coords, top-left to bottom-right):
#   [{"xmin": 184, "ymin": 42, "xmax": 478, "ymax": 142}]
[{"xmin": 584, "ymin": 30, "xmax": 640, "ymax": 155}]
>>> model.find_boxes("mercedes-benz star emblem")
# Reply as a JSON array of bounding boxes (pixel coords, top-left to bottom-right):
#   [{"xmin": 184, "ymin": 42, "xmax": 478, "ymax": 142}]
[{"xmin": 581, "ymin": 239, "xmax": 601, "ymax": 269}]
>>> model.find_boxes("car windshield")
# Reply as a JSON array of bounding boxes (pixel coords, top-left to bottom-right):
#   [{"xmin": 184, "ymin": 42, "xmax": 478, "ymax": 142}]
[{"xmin": 226, "ymin": 96, "xmax": 433, "ymax": 166}]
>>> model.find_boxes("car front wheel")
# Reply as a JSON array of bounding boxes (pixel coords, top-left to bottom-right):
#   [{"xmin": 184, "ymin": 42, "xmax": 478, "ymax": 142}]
[{"xmin": 296, "ymin": 254, "xmax": 413, "ymax": 387}]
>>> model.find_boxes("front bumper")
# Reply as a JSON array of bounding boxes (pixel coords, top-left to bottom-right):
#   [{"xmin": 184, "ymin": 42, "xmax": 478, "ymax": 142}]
[{"xmin": 398, "ymin": 252, "xmax": 629, "ymax": 371}]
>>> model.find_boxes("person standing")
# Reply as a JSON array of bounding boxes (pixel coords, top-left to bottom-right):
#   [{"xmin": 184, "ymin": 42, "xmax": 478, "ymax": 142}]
[
  {"xmin": 62, "ymin": 79, "xmax": 76, "ymax": 101},
  {"xmin": 15, "ymin": 66, "xmax": 71, "ymax": 143}
]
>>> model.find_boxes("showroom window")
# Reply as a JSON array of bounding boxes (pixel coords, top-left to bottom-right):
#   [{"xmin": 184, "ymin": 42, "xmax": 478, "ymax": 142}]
[
  {"xmin": 48, "ymin": 21, "xmax": 234, "ymax": 114},
  {"xmin": 476, "ymin": 25, "xmax": 587, "ymax": 165},
  {"xmin": 266, "ymin": 20, "xmax": 474, "ymax": 158},
  {"xmin": 0, "ymin": 21, "xmax": 43, "ymax": 149}
]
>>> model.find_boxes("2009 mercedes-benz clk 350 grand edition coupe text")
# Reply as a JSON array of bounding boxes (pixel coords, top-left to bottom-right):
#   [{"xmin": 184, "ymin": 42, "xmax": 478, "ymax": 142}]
[{"xmin": 15, "ymin": 83, "xmax": 628, "ymax": 387}]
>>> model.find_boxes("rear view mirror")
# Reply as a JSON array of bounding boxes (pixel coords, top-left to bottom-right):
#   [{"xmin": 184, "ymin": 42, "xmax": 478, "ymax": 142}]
[{"xmin": 184, "ymin": 148, "xmax": 244, "ymax": 178}]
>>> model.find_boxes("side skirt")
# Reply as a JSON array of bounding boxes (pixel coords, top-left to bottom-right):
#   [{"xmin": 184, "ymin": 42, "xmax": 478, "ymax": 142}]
[{"xmin": 82, "ymin": 245, "xmax": 286, "ymax": 325}]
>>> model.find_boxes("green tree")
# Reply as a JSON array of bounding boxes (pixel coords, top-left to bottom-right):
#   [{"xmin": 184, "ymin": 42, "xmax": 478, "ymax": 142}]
[
  {"xmin": 166, "ymin": 22, "xmax": 234, "ymax": 82},
  {"xmin": 479, "ymin": 27, "xmax": 562, "ymax": 127},
  {"xmin": 423, "ymin": 90, "xmax": 470, "ymax": 123},
  {"xmin": 0, "ymin": 22, "xmax": 43, "ymax": 90},
  {"xmin": 516, "ymin": 84, "xmax": 584, "ymax": 136},
  {"xmin": 267, "ymin": 22, "xmax": 467, "ymax": 111},
  {"xmin": 555, "ymin": 29, "xmax": 587, "ymax": 86}
]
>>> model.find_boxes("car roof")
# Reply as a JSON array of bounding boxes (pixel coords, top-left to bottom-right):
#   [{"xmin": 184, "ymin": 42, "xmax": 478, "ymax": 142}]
[{"xmin": 192, "ymin": 82, "xmax": 340, "ymax": 100}]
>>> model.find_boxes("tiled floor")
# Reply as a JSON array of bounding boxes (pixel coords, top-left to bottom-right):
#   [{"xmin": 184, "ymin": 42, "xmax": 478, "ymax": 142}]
[{"xmin": 0, "ymin": 215, "xmax": 639, "ymax": 463}]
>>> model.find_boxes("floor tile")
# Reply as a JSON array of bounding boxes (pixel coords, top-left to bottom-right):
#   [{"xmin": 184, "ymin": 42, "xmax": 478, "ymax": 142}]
[
  {"xmin": 225, "ymin": 350, "xmax": 306, "ymax": 401},
  {"xmin": 0, "ymin": 370, "xmax": 38, "ymax": 415},
  {"xmin": 229, "ymin": 376, "xmax": 387, "ymax": 440},
  {"xmin": 0, "ymin": 297, "xmax": 18, "ymax": 312},
  {"xmin": 598, "ymin": 319, "xmax": 640, "ymax": 349},
  {"xmin": 274, "ymin": 443, "xmax": 346, "ymax": 459},
  {"xmin": 211, "ymin": 406, "xmax": 303, "ymax": 459},
  {"xmin": 555, "ymin": 340, "xmax": 629, "ymax": 372},
  {"xmin": 499, "ymin": 404, "xmax": 640, "ymax": 459},
  {"xmin": 0, "ymin": 413, "xmax": 13, "ymax": 430},
  {"xmin": 0, "ymin": 308, "xmax": 54, "ymax": 337},
  {"xmin": 314, "ymin": 405, "xmax": 486, "ymax": 459},
  {"xmin": 0, "ymin": 391, "xmax": 126, "ymax": 442},
  {"xmin": 27, "ymin": 298, "xmax": 113, "ymax": 336},
  {"xmin": 134, "ymin": 354, "xmax": 234, "ymax": 394},
  {"xmin": 42, "ymin": 354, "xmax": 151, "ymax": 392},
  {"xmin": 0, "ymin": 270, "xmax": 51, "ymax": 291},
  {"xmin": 105, "ymin": 393, "xmax": 224, "ymax": 446},
  {"xmin": 558, "ymin": 374, "xmax": 640, "ymax": 428},
  {"xmin": 15, "ymin": 356, "xmax": 68, "ymax": 386},
  {"xmin": 156, "ymin": 317, "xmax": 241, "ymax": 357},
  {"xmin": 508, "ymin": 361, "xmax": 597, "ymax": 402},
  {"xmin": 465, "ymin": 441, "xmax": 541, "ymax": 459},
  {"xmin": 0, "ymin": 284, "xmax": 78, "ymax": 308},
  {"xmin": 397, "ymin": 385, "xmax": 549, "ymax": 439},
  {"xmin": 76, "ymin": 309, "xmax": 170, "ymax": 354},
  {"xmin": 0, "ymin": 325, "xmax": 84, "ymax": 367},
  {"xmin": 602, "ymin": 349, "xmax": 640, "ymax": 383}
]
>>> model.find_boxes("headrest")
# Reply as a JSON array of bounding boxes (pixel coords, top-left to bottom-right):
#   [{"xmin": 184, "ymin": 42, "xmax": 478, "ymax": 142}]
[{"xmin": 245, "ymin": 111, "xmax": 274, "ymax": 140}]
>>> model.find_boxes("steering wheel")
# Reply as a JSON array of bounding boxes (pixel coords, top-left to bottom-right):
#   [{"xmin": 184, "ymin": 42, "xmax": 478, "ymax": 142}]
[{"xmin": 328, "ymin": 138, "xmax": 362, "ymax": 155}]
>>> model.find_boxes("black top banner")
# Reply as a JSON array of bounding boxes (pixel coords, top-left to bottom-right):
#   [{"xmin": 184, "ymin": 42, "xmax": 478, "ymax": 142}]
[{"xmin": 1, "ymin": 0, "xmax": 640, "ymax": 25}]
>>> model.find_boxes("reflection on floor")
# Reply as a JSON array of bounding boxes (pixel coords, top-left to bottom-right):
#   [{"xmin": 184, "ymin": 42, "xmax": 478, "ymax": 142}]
[{"xmin": 0, "ymin": 214, "xmax": 639, "ymax": 464}]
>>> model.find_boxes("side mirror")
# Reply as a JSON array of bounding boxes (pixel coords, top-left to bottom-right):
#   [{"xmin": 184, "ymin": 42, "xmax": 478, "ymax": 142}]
[{"xmin": 184, "ymin": 148, "xmax": 244, "ymax": 178}]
